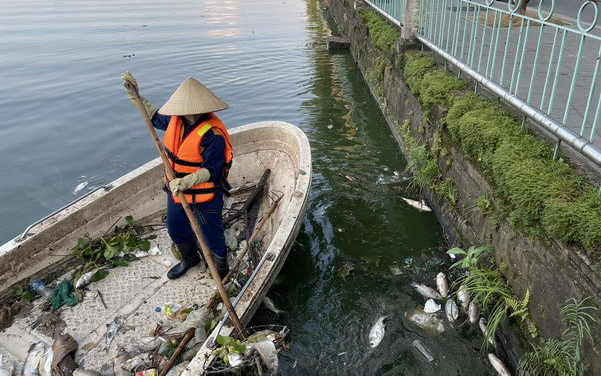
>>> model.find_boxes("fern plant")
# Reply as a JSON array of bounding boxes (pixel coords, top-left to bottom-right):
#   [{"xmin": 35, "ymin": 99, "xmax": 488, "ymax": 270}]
[
  {"xmin": 518, "ymin": 298, "xmax": 598, "ymax": 376},
  {"xmin": 456, "ymin": 267, "xmax": 530, "ymax": 345}
]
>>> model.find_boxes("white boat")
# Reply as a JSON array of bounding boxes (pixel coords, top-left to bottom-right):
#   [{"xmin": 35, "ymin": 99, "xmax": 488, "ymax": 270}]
[{"xmin": 0, "ymin": 121, "xmax": 311, "ymax": 375}]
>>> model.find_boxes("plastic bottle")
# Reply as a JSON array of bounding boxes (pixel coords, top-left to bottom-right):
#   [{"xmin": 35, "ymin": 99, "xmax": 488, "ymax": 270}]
[
  {"xmin": 412, "ymin": 340, "xmax": 434, "ymax": 362},
  {"xmin": 31, "ymin": 280, "xmax": 54, "ymax": 299}
]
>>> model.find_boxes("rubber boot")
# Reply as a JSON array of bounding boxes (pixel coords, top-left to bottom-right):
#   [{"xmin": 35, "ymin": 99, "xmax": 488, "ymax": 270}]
[
  {"xmin": 167, "ymin": 240, "xmax": 201, "ymax": 280},
  {"xmin": 211, "ymin": 253, "xmax": 230, "ymax": 280}
]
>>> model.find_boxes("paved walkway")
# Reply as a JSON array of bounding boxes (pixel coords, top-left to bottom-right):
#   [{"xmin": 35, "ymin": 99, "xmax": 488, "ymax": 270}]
[{"xmin": 421, "ymin": 3, "xmax": 601, "ymax": 147}]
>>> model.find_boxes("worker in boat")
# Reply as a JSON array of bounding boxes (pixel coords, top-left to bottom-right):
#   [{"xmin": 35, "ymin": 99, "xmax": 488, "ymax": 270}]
[{"xmin": 122, "ymin": 72, "xmax": 232, "ymax": 280}]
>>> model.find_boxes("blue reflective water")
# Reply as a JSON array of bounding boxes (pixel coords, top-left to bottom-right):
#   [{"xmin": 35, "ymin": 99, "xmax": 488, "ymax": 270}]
[{"xmin": 1, "ymin": 0, "xmax": 492, "ymax": 373}]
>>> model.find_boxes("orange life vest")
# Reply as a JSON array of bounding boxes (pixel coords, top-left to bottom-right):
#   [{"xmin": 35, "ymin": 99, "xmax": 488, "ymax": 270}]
[{"xmin": 163, "ymin": 113, "xmax": 233, "ymax": 204}]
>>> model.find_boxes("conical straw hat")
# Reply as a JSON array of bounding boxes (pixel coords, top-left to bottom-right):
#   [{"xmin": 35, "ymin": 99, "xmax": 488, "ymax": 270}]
[{"xmin": 158, "ymin": 77, "xmax": 228, "ymax": 116}]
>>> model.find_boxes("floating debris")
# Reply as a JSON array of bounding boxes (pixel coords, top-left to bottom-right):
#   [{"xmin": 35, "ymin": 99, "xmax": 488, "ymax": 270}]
[
  {"xmin": 424, "ymin": 299, "xmax": 441, "ymax": 313},
  {"xmin": 389, "ymin": 265, "xmax": 402, "ymax": 276},
  {"xmin": 337, "ymin": 261, "xmax": 354, "ymax": 278},
  {"xmin": 410, "ymin": 282, "xmax": 442, "ymax": 300},
  {"xmin": 407, "ymin": 308, "xmax": 445, "ymax": 333},
  {"xmin": 262, "ymin": 296, "xmax": 286, "ymax": 316},
  {"xmin": 246, "ymin": 341, "xmax": 279, "ymax": 374},
  {"xmin": 436, "ymin": 272, "xmax": 448, "ymax": 298},
  {"xmin": 488, "ymin": 353, "xmax": 511, "ymax": 376},
  {"xmin": 72, "ymin": 181, "xmax": 89, "ymax": 195},
  {"xmin": 368, "ymin": 316, "xmax": 387, "ymax": 348},
  {"xmin": 327, "ymin": 124, "xmax": 334, "ymax": 129},
  {"xmin": 412, "ymin": 340, "xmax": 434, "ymax": 362},
  {"xmin": 401, "ymin": 197, "xmax": 432, "ymax": 212},
  {"xmin": 445, "ymin": 299, "xmax": 459, "ymax": 322},
  {"xmin": 468, "ymin": 302, "xmax": 479, "ymax": 324},
  {"xmin": 344, "ymin": 175, "xmax": 354, "ymax": 182}
]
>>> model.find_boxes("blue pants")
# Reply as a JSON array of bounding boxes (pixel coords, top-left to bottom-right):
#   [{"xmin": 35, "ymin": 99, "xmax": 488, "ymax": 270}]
[{"xmin": 166, "ymin": 193, "xmax": 227, "ymax": 257}]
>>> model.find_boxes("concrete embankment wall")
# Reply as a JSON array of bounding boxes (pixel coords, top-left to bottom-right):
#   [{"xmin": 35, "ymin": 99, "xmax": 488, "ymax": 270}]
[{"xmin": 324, "ymin": 0, "xmax": 601, "ymax": 372}]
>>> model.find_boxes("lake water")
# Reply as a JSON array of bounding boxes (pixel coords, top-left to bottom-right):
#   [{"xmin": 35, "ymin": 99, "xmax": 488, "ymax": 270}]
[{"xmin": 1, "ymin": 0, "xmax": 492, "ymax": 374}]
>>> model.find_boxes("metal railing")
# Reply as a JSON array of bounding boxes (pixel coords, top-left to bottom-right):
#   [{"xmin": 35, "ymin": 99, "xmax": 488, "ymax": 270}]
[
  {"xmin": 360, "ymin": 0, "xmax": 601, "ymax": 166},
  {"xmin": 415, "ymin": 0, "xmax": 601, "ymax": 164},
  {"xmin": 365, "ymin": 0, "xmax": 404, "ymax": 26}
]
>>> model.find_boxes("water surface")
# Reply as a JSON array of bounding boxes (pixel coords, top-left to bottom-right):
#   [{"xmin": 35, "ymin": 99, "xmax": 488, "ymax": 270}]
[{"xmin": 1, "ymin": 0, "xmax": 492, "ymax": 374}]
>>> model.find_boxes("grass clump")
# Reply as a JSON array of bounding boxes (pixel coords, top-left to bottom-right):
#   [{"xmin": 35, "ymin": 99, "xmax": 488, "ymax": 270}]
[
  {"xmin": 401, "ymin": 50, "xmax": 601, "ymax": 256},
  {"xmin": 403, "ymin": 53, "xmax": 465, "ymax": 111},
  {"xmin": 360, "ymin": 10, "xmax": 400, "ymax": 54},
  {"xmin": 398, "ymin": 121, "xmax": 458, "ymax": 203},
  {"xmin": 518, "ymin": 298, "xmax": 597, "ymax": 376},
  {"xmin": 448, "ymin": 246, "xmax": 531, "ymax": 345}
]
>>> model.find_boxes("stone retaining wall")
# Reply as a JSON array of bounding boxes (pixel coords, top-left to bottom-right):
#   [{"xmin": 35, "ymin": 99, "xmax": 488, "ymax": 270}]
[{"xmin": 324, "ymin": 0, "xmax": 601, "ymax": 373}]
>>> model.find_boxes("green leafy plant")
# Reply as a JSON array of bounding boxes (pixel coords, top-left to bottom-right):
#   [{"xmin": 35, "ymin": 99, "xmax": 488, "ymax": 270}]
[
  {"xmin": 13, "ymin": 285, "xmax": 36, "ymax": 302},
  {"xmin": 447, "ymin": 245, "xmax": 491, "ymax": 269},
  {"xmin": 518, "ymin": 298, "xmax": 598, "ymax": 376},
  {"xmin": 211, "ymin": 335, "xmax": 246, "ymax": 365},
  {"xmin": 71, "ymin": 215, "xmax": 152, "ymax": 283}
]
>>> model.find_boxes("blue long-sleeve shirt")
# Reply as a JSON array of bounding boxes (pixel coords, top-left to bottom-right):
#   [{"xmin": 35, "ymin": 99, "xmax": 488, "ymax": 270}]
[{"xmin": 152, "ymin": 112, "xmax": 225, "ymax": 183}]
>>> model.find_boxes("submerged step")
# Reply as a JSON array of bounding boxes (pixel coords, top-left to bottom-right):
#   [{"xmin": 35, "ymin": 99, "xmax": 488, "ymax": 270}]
[{"xmin": 327, "ymin": 36, "xmax": 350, "ymax": 50}]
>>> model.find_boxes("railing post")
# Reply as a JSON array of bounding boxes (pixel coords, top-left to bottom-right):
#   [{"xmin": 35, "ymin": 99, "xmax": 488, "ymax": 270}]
[{"xmin": 401, "ymin": 0, "xmax": 421, "ymax": 41}]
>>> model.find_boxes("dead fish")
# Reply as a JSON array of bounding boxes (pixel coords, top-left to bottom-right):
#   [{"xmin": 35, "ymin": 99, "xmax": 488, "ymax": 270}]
[
  {"xmin": 246, "ymin": 341, "xmax": 278, "ymax": 374},
  {"xmin": 479, "ymin": 318, "xmax": 495, "ymax": 345},
  {"xmin": 436, "ymin": 272, "xmax": 448, "ymax": 298},
  {"xmin": 72, "ymin": 182, "xmax": 88, "ymax": 195},
  {"xmin": 369, "ymin": 316, "xmax": 387, "ymax": 347},
  {"xmin": 227, "ymin": 353, "xmax": 244, "ymax": 367},
  {"xmin": 411, "ymin": 282, "xmax": 442, "ymax": 300},
  {"xmin": 488, "ymin": 353, "xmax": 511, "ymax": 376},
  {"xmin": 401, "ymin": 197, "xmax": 432, "ymax": 212},
  {"xmin": 101, "ymin": 315, "xmax": 125, "ymax": 352},
  {"xmin": 458, "ymin": 287, "xmax": 470, "ymax": 310},
  {"xmin": 424, "ymin": 299, "xmax": 441, "ymax": 313},
  {"xmin": 445, "ymin": 298, "xmax": 459, "ymax": 322},
  {"xmin": 75, "ymin": 267, "xmax": 105, "ymax": 289},
  {"xmin": 468, "ymin": 302, "xmax": 479, "ymax": 324},
  {"xmin": 262, "ymin": 296, "xmax": 286, "ymax": 316},
  {"xmin": 24, "ymin": 342, "xmax": 46, "ymax": 376}
]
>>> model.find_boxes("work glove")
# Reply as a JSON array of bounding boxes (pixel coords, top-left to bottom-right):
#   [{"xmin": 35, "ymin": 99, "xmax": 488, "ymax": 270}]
[
  {"xmin": 121, "ymin": 71, "xmax": 158, "ymax": 117},
  {"xmin": 169, "ymin": 169, "xmax": 211, "ymax": 196}
]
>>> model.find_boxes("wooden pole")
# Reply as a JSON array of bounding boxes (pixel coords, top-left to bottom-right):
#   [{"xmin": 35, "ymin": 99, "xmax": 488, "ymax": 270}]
[
  {"xmin": 159, "ymin": 328, "xmax": 195, "ymax": 376},
  {"xmin": 124, "ymin": 82, "xmax": 244, "ymax": 334}
]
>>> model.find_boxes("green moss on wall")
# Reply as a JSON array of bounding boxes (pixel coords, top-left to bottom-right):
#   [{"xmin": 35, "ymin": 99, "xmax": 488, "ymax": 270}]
[
  {"xmin": 359, "ymin": 10, "xmax": 400, "ymax": 54},
  {"xmin": 396, "ymin": 120, "xmax": 458, "ymax": 204},
  {"xmin": 401, "ymin": 51, "xmax": 601, "ymax": 257}
]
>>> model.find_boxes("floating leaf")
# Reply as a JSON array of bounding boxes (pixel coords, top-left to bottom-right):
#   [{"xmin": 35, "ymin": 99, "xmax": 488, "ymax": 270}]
[
  {"xmin": 14, "ymin": 285, "xmax": 23, "ymax": 296},
  {"xmin": 91, "ymin": 269, "xmax": 109, "ymax": 282}
]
